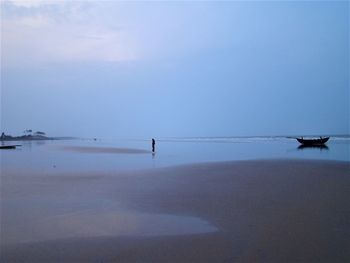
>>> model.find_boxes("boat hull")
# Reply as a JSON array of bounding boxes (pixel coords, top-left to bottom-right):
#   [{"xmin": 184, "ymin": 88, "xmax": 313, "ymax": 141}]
[
  {"xmin": 0, "ymin": 145, "xmax": 17, "ymax": 149},
  {"xmin": 296, "ymin": 137, "xmax": 329, "ymax": 146},
  {"xmin": 0, "ymin": 144, "xmax": 21, "ymax": 149}
]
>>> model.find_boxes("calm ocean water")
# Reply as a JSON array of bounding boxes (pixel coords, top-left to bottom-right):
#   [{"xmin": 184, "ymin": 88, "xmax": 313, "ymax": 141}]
[{"xmin": 1, "ymin": 136, "xmax": 349, "ymax": 174}]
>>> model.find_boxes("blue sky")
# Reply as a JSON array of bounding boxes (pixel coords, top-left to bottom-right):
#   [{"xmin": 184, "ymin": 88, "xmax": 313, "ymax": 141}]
[{"xmin": 1, "ymin": 0, "xmax": 349, "ymax": 138}]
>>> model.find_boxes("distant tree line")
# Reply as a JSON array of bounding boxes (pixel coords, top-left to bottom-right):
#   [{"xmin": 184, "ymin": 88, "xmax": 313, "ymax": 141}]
[
  {"xmin": 23, "ymin": 130, "xmax": 46, "ymax": 136},
  {"xmin": 1, "ymin": 130, "xmax": 49, "ymax": 141}
]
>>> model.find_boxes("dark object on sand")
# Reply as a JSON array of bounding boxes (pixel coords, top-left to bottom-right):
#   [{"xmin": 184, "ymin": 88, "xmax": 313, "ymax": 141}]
[
  {"xmin": 152, "ymin": 138, "xmax": 155, "ymax": 153},
  {"xmin": 0, "ymin": 145, "xmax": 21, "ymax": 149},
  {"xmin": 296, "ymin": 137, "xmax": 329, "ymax": 146}
]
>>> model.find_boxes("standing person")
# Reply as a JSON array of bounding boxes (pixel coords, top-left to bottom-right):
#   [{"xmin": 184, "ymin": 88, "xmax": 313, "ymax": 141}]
[{"xmin": 152, "ymin": 138, "xmax": 155, "ymax": 153}]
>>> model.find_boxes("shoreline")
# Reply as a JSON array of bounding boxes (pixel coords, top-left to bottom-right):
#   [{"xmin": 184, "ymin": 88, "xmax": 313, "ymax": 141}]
[
  {"xmin": 1, "ymin": 159, "xmax": 349, "ymax": 262},
  {"xmin": 0, "ymin": 137, "xmax": 75, "ymax": 141}
]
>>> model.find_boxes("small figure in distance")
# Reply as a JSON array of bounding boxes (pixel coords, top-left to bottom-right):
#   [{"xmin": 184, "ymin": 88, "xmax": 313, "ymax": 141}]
[{"xmin": 152, "ymin": 138, "xmax": 155, "ymax": 153}]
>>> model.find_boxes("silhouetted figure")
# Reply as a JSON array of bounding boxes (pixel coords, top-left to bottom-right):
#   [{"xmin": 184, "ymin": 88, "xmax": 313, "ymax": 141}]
[{"xmin": 152, "ymin": 138, "xmax": 155, "ymax": 153}]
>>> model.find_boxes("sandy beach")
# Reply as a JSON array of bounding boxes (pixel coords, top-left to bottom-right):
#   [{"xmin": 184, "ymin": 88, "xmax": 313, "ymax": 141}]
[
  {"xmin": 63, "ymin": 146, "xmax": 151, "ymax": 154},
  {"xmin": 1, "ymin": 159, "xmax": 349, "ymax": 263}
]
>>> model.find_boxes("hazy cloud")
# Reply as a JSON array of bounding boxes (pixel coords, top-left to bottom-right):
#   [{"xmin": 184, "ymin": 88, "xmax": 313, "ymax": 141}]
[
  {"xmin": 8, "ymin": 0, "xmax": 52, "ymax": 8},
  {"xmin": 1, "ymin": 1, "xmax": 348, "ymax": 137},
  {"xmin": 1, "ymin": 0, "xmax": 139, "ymax": 67}
]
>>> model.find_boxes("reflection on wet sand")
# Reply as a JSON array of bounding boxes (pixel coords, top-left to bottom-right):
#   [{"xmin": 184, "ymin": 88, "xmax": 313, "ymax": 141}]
[
  {"xmin": 298, "ymin": 144, "xmax": 329, "ymax": 151},
  {"xmin": 63, "ymin": 146, "xmax": 151, "ymax": 154}
]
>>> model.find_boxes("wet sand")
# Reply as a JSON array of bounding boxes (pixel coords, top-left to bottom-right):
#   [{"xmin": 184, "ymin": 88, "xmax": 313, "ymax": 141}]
[
  {"xmin": 63, "ymin": 146, "xmax": 151, "ymax": 154},
  {"xmin": 1, "ymin": 160, "xmax": 349, "ymax": 263}
]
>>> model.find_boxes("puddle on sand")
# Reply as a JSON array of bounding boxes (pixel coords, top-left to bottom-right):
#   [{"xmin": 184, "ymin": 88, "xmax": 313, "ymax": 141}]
[{"xmin": 3, "ymin": 209, "xmax": 217, "ymax": 244}]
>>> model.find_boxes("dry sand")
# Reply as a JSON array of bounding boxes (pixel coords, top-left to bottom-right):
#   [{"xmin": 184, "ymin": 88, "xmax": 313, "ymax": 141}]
[{"xmin": 1, "ymin": 159, "xmax": 349, "ymax": 263}]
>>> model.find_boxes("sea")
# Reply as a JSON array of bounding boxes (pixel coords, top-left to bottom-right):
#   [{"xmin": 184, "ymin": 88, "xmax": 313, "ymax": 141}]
[{"xmin": 1, "ymin": 136, "xmax": 349, "ymax": 174}]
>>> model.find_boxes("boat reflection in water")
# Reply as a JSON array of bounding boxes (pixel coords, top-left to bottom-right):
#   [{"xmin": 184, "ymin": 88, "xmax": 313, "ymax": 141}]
[{"xmin": 298, "ymin": 144, "xmax": 329, "ymax": 151}]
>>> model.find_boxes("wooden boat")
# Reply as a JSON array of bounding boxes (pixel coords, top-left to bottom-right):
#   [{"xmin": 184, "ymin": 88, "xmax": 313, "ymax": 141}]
[
  {"xmin": 0, "ymin": 145, "xmax": 21, "ymax": 149},
  {"xmin": 296, "ymin": 137, "xmax": 329, "ymax": 146}
]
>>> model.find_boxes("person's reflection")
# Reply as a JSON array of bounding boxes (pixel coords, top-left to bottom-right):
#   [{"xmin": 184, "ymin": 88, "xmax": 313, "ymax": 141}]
[{"xmin": 152, "ymin": 152, "xmax": 156, "ymax": 168}]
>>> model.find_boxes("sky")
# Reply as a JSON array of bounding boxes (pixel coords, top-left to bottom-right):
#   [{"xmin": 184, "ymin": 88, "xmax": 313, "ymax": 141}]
[{"xmin": 1, "ymin": 0, "xmax": 349, "ymax": 139}]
